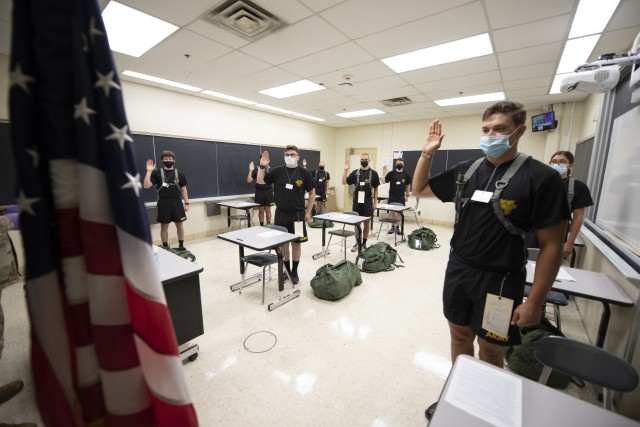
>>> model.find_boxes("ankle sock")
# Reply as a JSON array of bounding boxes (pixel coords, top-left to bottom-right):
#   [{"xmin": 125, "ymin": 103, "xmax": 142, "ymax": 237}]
[{"xmin": 292, "ymin": 260, "xmax": 299, "ymax": 273}]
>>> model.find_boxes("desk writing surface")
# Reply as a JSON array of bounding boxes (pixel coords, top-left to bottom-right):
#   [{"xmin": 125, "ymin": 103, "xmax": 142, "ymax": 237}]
[
  {"xmin": 157, "ymin": 248, "xmax": 203, "ymax": 283},
  {"xmin": 376, "ymin": 204, "xmax": 410, "ymax": 211},
  {"xmin": 217, "ymin": 201, "xmax": 259, "ymax": 209},
  {"xmin": 526, "ymin": 262, "xmax": 634, "ymax": 306},
  {"xmin": 431, "ymin": 355, "xmax": 640, "ymax": 427},
  {"xmin": 218, "ymin": 226, "xmax": 299, "ymax": 251},
  {"xmin": 313, "ymin": 212, "xmax": 370, "ymax": 225}
]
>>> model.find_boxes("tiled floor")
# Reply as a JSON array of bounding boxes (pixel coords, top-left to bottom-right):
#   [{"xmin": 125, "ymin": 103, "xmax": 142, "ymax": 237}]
[{"xmin": 0, "ymin": 221, "xmax": 597, "ymax": 426}]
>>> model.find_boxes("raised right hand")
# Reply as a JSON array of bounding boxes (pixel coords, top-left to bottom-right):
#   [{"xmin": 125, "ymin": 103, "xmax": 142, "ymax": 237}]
[
  {"xmin": 423, "ymin": 119, "xmax": 444, "ymax": 157},
  {"xmin": 344, "ymin": 160, "xmax": 350, "ymax": 170},
  {"xmin": 146, "ymin": 159, "xmax": 155, "ymax": 171},
  {"xmin": 249, "ymin": 161, "xmax": 255, "ymax": 172},
  {"xmin": 260, "ymin": 151, "xmax": 270, "ymax": 167}
]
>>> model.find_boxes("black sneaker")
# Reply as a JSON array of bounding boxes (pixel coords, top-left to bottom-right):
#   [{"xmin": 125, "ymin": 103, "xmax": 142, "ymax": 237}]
[
  {"xmin": 281, "ymin": 273, "xmax": 289, "ymax": 283},
  {"xmin": 425, "ymin": 402, "xmax": 438, "ymax": 420},
  {"xmin": 350, "ymin": 244, "xmax": 359, "ymax": 253},
  {"xmin": 387, "ymin": 227, "xmax": 395, "ymax": 234},
  {"xmin": 291, "ymin": 271, "xmax": 300, "ymax": 284},
  {"xmin": 396, "ymin": 228, "xmax": 403, "ymax": 235},
  {"xmin": 176, "ymin": 247, "xmax": 187, "ymax": 251}
]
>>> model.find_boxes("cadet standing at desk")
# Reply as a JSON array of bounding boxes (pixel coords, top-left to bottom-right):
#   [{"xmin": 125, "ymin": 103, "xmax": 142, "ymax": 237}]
[
  {"xmin": 247, "ymin": 160, "xmax": 274, "ymax": 226},
  {"xmin": 412, "ymin": 101, "xmax": 569, "ymax": 420},
  {"xmin": 144, "ymin": 150, "xmax": 190, "ymax": 250},
  {"xmin": 257, "ymin": 145, "xmax": 315, "ymax": 284},
  {"xmin": 343, "ymin": 153, "xmax": 380, "ymax": 252},
  {"xmin": 381, "ymin": 157, "xmax": 412, "ymax": 235},
  {"xmin": 305, "ymin": 159, "xmax": 330, "ymax": 215}
]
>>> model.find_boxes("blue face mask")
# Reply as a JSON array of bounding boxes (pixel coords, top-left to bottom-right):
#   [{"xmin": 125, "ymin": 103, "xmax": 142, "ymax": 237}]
[
  {"xmin": 551, "ymin": 164, "xmax": 568, "ymax": 175},
  {"xmin": 479, "ymin": 128, "xmax": 519, "ymax": 158}
]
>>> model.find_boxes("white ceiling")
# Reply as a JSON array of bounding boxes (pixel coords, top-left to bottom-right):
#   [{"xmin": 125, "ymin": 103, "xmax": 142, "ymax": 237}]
[{"xmin": 1, "ymin": 0, "xmax": 639, "ymax": 127}]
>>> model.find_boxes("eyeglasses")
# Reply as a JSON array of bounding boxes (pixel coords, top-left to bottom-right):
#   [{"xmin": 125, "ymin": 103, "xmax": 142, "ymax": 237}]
[
  {"xmin": 550, "ymin": 159, "xmax": 569, "ymax": 165},
  {"xmin": 284, "ymin": 153, "xmax": 298, "ymax": 158}
]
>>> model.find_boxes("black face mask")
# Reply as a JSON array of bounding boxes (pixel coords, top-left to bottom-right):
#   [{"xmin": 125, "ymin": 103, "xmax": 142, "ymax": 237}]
[
  {"xmin": 163, "ymin": 161, "xmax": 174, "ymax": 168},
  {"xmin": 318, "ymin": 166, "xmax": 325, "ymax": 170},
  {"xmin": 396, "ymin": 164, "xmax": 403, "ymax": 171},
  {"xmin": 360, "ymin": 160, "xmax": 369, "ymax": 168}
]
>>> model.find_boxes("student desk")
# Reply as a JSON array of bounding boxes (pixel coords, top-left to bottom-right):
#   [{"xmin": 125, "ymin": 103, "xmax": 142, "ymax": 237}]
[
  {"xmin": 311, "ymin": 212, "xmax": 371, "ymax": 260},
  {"xmin": 218, "ymin": 226, "xmax": 301, "ymax": 311},
  {"xmin": 526, "ymin": 262, "xmax": 634, "ymax": 348},
  {"xmin": 430, "ymin": 355, "xmax": 640, "ymax": 427},
  {"xmin": 374, "ymin": 203, "xmax": 410, "ymax": 244},
  {"xmin": 158, "ymin": 248, "xmax": 204, "ymax": 362},
  {"xmin": 217, "ymin": 200, "xmax": 259, "ymax": 230}
]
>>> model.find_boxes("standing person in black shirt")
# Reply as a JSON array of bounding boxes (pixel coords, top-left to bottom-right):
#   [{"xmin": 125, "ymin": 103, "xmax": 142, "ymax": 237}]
[
  {"xmin": 343, "ymin": 153, "xmax": 380, "ymax": 252},
  {"xmin": 144, "ymin": 150, "xmax": 189, "ymax": 250},
  {"xmin": 381, "ymin": 157, "xmax": 412, "ymax": 234},
  {"xmin": 412, "ymin": 101, "xmax": 569, "ymax": 420},
  {"xmin": 247, "ymin": 160, "xmax": 274, "ymax": 226},
  {"xmin": 257, "ymin": 145, "xmax": 315, "ymax": 284},
  {"xmin": 310, "ymin": 160, "xmax": 330, "ymax": 214}
]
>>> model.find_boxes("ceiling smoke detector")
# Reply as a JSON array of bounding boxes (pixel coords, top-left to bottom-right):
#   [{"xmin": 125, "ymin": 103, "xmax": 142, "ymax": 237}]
[
  {"xmin": 206, "ymin": 0, "xmax": 284, "ymax": 41},
  {"xmin": 379, "ymin": 96, "xmax": 413, "ymax": 107}
]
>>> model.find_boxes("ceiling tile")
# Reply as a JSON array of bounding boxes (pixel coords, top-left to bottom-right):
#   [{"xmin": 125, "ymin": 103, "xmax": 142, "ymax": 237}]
[
  {"xmin": 401, "ymin": 55, "xmax": 499, "ymax": 85},
  {"xmin": 500, "ymin": 61, "xmax": 556, "ymax": 81},
  {"xmin": 252, "ymin": 0, "xmax": 313, "ymax": 24},
  {"xmin": 503, "ymin": 76, "xmax": 554, "ymax": 91},
  {"xmin": 280, "ymin": 42, "xmax": 375, "ymax": 77},
  {"xmin": 141, "ymin": 29, "xmax": 232, "ymax": 70},
  {"xmin": 298, "ymin": 0, "xmax": 344, "ymax": 13},
  {"xmin": 176, "ymin": 51, "xmax": 272, "ymax": 88},
  {"xmin": 187, "ymin": 18, "xmax": 250, "ymax": 49},
  {"xmin": 492, "ymin": 15, "xmax": 571, "ymax": 53},
  {"xmin": 497, "ymin": 42, "xmax": 562, "ymax": 69},
  {"xmin": 117, "ymin": 0, "xmax": 214, "ymax": 26},
  {"xmin": 414, "ymin": 71, "xmax": 501, "ymax": 93},
  {"xmin": 484, "ymin": 0, "xmax": 576, "ymax": 29}
]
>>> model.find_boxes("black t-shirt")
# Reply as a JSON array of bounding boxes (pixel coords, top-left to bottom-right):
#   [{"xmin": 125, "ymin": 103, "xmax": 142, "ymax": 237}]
[
  {"xmin": 150, "ymin": 168, "xmax": 187, "ymax": 200},
  {"xmin": 385, "ymin": 170, "xmax": 412, "ymax": 196},
  {"xmin": 346, "ymin": 168, "xmax": 380, "ymax": 200},
  {"xmin": 312, "ymin": 170, "xmax": 330, "ymax": 191},
  {"xmin": 252, "ymin": 167, "xmax": 273, "ymax": 190},
  {"xmin": 429, "ymin": 155, "xmax": 570, "ymax": 272},
  {"xmin": 264, "ymin": 166, "xmax": 314, "ymax": 213},
  {"xmin": 566, "ymin": 177, "xmax": 593, "ymax": 211}
]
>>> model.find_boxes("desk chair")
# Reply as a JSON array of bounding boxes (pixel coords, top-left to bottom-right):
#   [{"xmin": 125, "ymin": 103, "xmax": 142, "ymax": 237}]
[
  {"xmin": 326, "ymin": 211, "xmax": 358, "ymax": 260},
  {"xmin": 376, "ymin": 202, "xmax": 403, "ymax": 245},
  {"xmin": 535, "ymin": 335, "xmax": 639, "ymax": 410},
  {"xmin": 524, "ymin": 247, "xmax": 568, "ymax": 330},
  {"xmin": 229, "ymin": 209, "xmax": 254, "ymax": 231},
  {"xmin": 239, "ymin": 225, "xmax": 289, "ymax": 304},
  {"xmin": 405, "ymin": 197, "xmax": 420, "ymax": 225}
]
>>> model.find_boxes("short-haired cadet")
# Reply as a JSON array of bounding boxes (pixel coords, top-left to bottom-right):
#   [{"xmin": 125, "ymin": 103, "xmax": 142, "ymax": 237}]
[
  {"xmin": 257, "ymin": 145, "xmax": 315, "ymax": 284},
  {"xmin": 143, "ymin": 150, "xmax": 190, "ymax": 249},
  {"xmin": 311, "ymin": 161, "xmax": 330, "ymax": 214},
  {"xmin": 248, "ymin": 160, "xmax": 274, "ymax": 225},
  {"xmin": 381, "ymin": 157, "xmax": 412, "ymax": 234},
  {"xmin": 342, "ymin": 153, "xmax": 380, "ymax": 252},
  {"xmin": 412, "ymin": 101, "xmax": 570, "ymax": 420}
]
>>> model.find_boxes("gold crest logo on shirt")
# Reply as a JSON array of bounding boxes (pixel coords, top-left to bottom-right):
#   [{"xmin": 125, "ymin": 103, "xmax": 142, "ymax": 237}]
[
  {"xmin": 401, "ymin": 178, "xmax": 406, "ymax": 183},
  {"xmin": 500, "ymin": 199, "xmax": 517, "ymax": 215},
  {"xmin": 296, "ymin": 179, "xmax": 303, "ymax": 187},
  {"xmin": 364, "ymin": 179, "xmax": 369, "ymax": 183}
]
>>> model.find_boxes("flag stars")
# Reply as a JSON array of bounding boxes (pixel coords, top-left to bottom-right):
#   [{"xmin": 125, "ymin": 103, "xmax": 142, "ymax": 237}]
[
  {"xmin": 17, "ymin": 189, "xmax": 39, "ymax": 216},
  {"xmin": 10, "ymin": 63, "xmax": 35, "ymax": 94},
  {"xmin": 88, "ymin": 17, "xmax": 104, "ymax": 44},
  {"xmin": 94, "ymin": 70, "xmax": 121, "ymax": 97},
  {"xmin": 121, "ymin": 172, "xmax": 143, "ymax": 197},
  {"xmin": 105, "ymin": 123, "xmax": 133, "ymax": 150},
  {"xmin": 74, "ymin": 97, "xmax": 97, "ymax": 125}
]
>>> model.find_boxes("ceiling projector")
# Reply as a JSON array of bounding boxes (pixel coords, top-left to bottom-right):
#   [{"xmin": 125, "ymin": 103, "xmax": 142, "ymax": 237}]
[{"xmin": 560, "ymin": 67, "xmax": 621, "ymax": 93}]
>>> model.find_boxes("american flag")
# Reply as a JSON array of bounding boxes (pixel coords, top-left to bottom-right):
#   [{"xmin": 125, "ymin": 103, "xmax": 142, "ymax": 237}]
[{"xmin": 9, "ymin": 0, "xmax": 198, "ymax": 425}]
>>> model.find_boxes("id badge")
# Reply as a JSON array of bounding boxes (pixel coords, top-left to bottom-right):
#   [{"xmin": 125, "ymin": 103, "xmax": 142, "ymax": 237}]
[
  {"xmin": 318, "ymin": 178, "xmax": 323, "ymax": 182},
  {"xmin": 285, "ymin": 183, "xmax": 293, "ymax": 190},
  {"xmin": 471, "ymin": 190, "xmax": 492, "ymax": 203},
  {"xmin": 162, "ymin": 183, "xmax": 169, "ymax": 188},
  {"xmin": 357, "ymin": 191, "xmax": 365, "ymax": 204},
  {"xmin": 395, "ymin": 181, "xmax": 401, "ymax": 185},
  {"xmin": 482, "ymin": 293, "xmax": 514, "ymax": 339}
]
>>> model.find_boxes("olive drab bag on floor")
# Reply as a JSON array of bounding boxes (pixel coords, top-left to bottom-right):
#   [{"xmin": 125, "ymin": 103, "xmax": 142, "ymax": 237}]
[
  {"xmin": 310, "ymin": 260, "xmax": 362, "ymax": 301},
  {"xmin": 408, "ymin": 226, "xmax": 440, "ymax": 251},
  {"xmin": 307, "ymin": 218, "xmax": 334, "ymax": 228},
  {"xmin": 162, "ymin": 246, "xmax": 196, "ymax": 262},
  {"xmin": 505, "ymin": 317, "xmax": 573, "ymax": 389},
  {"xmin": 356, "ymin": 242, "xmax": 404, "ymax": 273}
]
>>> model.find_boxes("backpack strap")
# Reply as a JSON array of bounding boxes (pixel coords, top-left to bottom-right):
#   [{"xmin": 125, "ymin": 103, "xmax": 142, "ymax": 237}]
[
  {"xmin": 567, "ymin": 176, "xmax": 575, "ymax": 206},
  {"xmin": 455, "ymin": 158, "xmax": 484, "ymax": 215},
  {"xmin": 490, "ymin": 153, "xmax": 529, "ymax": 240}
]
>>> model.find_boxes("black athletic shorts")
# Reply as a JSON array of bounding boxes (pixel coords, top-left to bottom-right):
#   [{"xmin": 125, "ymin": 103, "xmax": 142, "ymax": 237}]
[
  {"xmin": 274, "ymin": 210, "xmax": 308, "ymax": 243},
  {"xmin": 387, "ymin": 194, "xmax": 406, "ymax": 205},
  {"xmin": 254, "ymin": 188, "xmax": 274, "ymax": 207},
  {"xmin": 443, "ymin": 253, "xmax": 525, "ymax": 346},
  {"xmin": 315, "ymin": 188, "xmax": 327, "ymax": 202},
  {"xmin": 156, "ymin": 199, "xmax": 187, "ymax": 224},
  {"xmin": 352, "ymin": 201, "xmax": 374, "ymax": 218}
]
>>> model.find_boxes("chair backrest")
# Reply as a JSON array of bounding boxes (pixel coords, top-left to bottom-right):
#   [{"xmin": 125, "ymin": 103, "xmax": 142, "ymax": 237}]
[
  {"xmin": 265, "ymin": 224, "xmax": 288, "ymax": 233},
  {"xmin": 527, "ymin": 247, "xmax": 540, "ymax": 261},
  {"xmin": 535, "ymin": 336, "xmax": 639, "ymax": 392},
  {"xmin": 389, "ymin": 202, "xmax": 403, "ymax": 206}
]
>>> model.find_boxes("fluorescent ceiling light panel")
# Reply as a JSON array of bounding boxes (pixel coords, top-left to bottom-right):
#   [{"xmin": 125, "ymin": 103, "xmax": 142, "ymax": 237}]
[
  {"xmin": 259, "ymin": 80, "xmax": 326, "ymax": 98},
  {"xmin": 102, "ymin": 1, "xmax": 178, "ymax": 57},
  {"xmin": 256, "ymin": 104, "xmax": 296, "ymax": 114},
  {"xmin": 123, "ymin": 70, "xmax": 202, "ymax": 91},
  {"xmin": 549, "ymin": 74, "xmax": 568, "ymax": 94},
  {"xmin": 201, "ymin": 90, "xmax": 256, "ymax": 105},
  {"xmin": 434, "ymin": 92, "xmax": 505, "ymax": 107},
  {"xmin": 336, "ymin": 109, "xmax": 385, "ymax": 118},
  {"xmin": 569, "ymin": 0, "xmax": 620, "ymax": 38},
  {"xmin": 381, "ymin": 33, "xmax": 493, "ymax": 73},
  {"xmin": 556, "ymin": 35, "xmax": 600, "ymax": 74},
  {"xmin": 294, "ymin": 113, "xmax": 325, "ymax": 122}
]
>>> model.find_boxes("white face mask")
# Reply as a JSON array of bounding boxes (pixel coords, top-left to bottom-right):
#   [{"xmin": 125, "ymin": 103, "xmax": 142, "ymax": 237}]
[
  {"xmin": 284, "ymin": 156, "xmax": 296, "ymax": 167},
  {"xmin": 479, "ymin": 127, "xmax": 519, "ymax": 158},
  {"xmin": 551, "ymin": 164, "xmax": 568, "ymax": 175}
]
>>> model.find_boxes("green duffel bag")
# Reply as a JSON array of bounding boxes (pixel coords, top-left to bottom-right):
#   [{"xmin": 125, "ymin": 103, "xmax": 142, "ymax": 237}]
[
  {"xmin": 162, "ymin": 246, "xmax": 196, "ymax": 262},
  {"xmin": 356, "ymin": 242, "xmax": 404, "ymax": 273},
  {"xmin": 310, "ymin": 260, "xmax": 362, "ymax": 301},
  {"xmin": 408, "ymin": 226, "xmax": 440, "ymax": 251},
  {"xmin": 308, "ymin": 218, "xmax": 334, "ymax": 228}
]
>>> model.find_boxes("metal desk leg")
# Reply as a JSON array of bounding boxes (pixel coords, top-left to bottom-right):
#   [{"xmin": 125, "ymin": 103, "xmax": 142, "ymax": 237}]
[
  {"xmin": 227, "ymin": 207, "xmax": 232, "ymax": 230},
  {"xmin": 229, "ymin": 246, "xmax": 261, "ymax": 291},
  {"xmin": 179, "ymin": 342, "xmax": 199, "ymax": 362},
  {"xmin": 595, "ymin": 302, "xmax": 611, "ymax": 348},
  {"xmin": 396, "ymin": 212, "xmax": 406, "ymax": 246},
  {"xmin": 268, "ymin": 246, "xmax": 300, "ymax": 311},
  {"xmin": 312, "ymin": 221, "xmax": 330, "ymax": 259}
]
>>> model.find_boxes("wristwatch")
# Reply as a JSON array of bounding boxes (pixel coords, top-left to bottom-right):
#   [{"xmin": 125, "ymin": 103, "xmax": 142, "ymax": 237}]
[
  {"xmin": 184, "ymin": 202, "xmax": 189, "ymax": 205},
  {"xmin": 259, "ymin": 165, "xmax": 266, "ymax": 169}
]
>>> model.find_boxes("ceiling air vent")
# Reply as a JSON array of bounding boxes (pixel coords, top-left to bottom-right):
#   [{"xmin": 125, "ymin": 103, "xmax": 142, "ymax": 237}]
[
  {"xmin": 380, "ymin": 96, "xmax": 412, "ymax": 107},
  {"xmin": 206, "ymin": 0, "xmax": 284, "ymax": 41}
]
